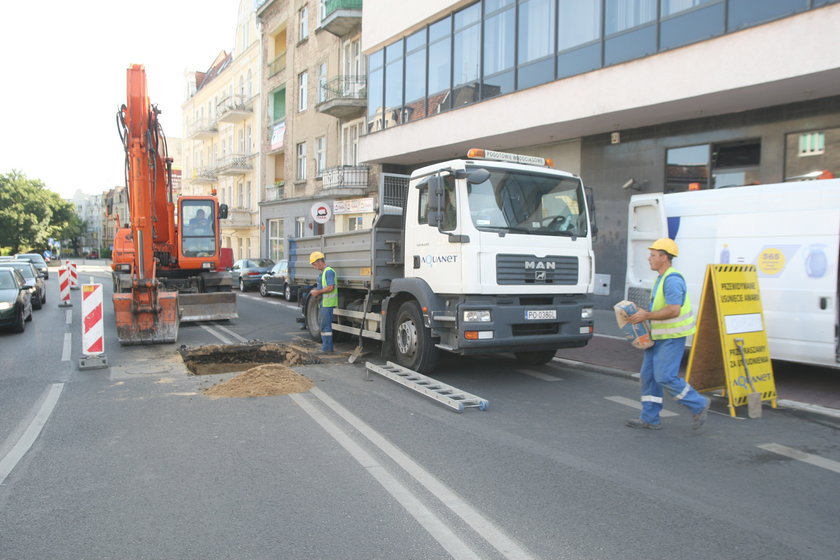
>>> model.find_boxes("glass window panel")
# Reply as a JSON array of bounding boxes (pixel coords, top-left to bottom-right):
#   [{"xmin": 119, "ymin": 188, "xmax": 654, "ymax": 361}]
[
  {"xmin": 482, "ymin": 71, "xmax": 514, "ymax": 99},
  {"xmin": 518, "ymin": 57, "xmax": 554, "ymax": 89},
  {"xmin": 384, "ymin": 40, "xmax": 404, "ymax": 128},
  {"xmin": 661, "ymin": 0, "xmax": 716, "ymax": 16},
  {"xmin": 428, "ymin": 31, "xmax": 452, "ymax": 114},
  {"xmin": 367, "ymin": 65, "xmax": 384, "ymax": 132},
  {"xmin": 453, "ymin": 4, "xmax": 481, "ymax": 107},
  {"xmin": 404, "ymin": 48, "xmax": 427, "ymax": 122},
  {"xmin": 604, "ymin": 25, "xmax": 656, "ymax": 65},
  {"xmin": 666, "ymin": 144, "xmax": 710, "ymax": 193},
  {"xmin": 406, "ymin": 28, "xmax": 425, "ymax": 52},
  {"xmin": 605, "ymin": 0, "xmax": 657, "ymax": 35},
  {"xmin": 484, "ymin": 6, "xmax": 515, "ymax": 76},
  {"xmin": 429, "ymin": 16, "xmax": 451, "ymax": 42},
  {"xmin": 728, "ymin": 0, "xmax": 808, "ymax": 31},
  {"xmin": 557, "ymin": 43, "xmax": 601, "ymax": 78},
  {"xmin": 519, "ymin": 0, "xmax": 555, "ymax": 64},
  {"xmin": 660, "ymin": 2, "xmax": 724, "ymax": 50},
  {"xmin": 558, "ymin": 0, "xmax": 601, "ymax": 51},
  {"xmin": 486, "ymin": 0, "xmax": 515, "ymax": 12},
  {"xmin": 454, "ymin": 2, "xmax": 481, "ymax": 28}
]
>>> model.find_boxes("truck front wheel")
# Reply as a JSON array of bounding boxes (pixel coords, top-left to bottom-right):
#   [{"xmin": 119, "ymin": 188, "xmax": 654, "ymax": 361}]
[
  {"xmin": 393, "ymin": 301, "xmax": 438, "ymax": 373},
  {"xmin": 514, "ymin": 350, "xmax": 557, "ymax": 365}
]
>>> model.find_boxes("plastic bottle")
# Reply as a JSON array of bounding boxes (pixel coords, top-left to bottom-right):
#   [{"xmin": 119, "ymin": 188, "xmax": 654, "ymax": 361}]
[{"xmin": 720, "ymin": 244, "xmax": 730, "ymax": 264}]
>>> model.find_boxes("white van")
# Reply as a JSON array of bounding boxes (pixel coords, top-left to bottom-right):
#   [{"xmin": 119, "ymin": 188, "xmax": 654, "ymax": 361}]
[{"xmin": 626, "ymin": 179, "xmax": 840, "ymax": 369}]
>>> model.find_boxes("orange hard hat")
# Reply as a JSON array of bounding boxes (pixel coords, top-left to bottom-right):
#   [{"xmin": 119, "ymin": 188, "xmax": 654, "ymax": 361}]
[{"xmin": 649, "ymin": 238, "xmax": 679, "ymax": 257}]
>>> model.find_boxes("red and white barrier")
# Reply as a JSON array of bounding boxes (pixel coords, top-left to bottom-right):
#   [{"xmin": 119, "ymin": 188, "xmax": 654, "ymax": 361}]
[
  {"xmin": 65, "ymin": 260, "xmax": 79, "ymax": 289},
  {"xmin": 79, "ymin": 283, "xmax": 108, "ymax": 370},
  {"xmin": 58, "ymin": 266, "xmax": 72, "ymax": 307}
]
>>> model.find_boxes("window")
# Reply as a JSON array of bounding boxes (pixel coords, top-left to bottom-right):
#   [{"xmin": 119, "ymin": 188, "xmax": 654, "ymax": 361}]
[
  {"xmin": 315, "ymin": 136, "xmax": 326, "ymax": 176},
  {"xmin": 605, "ymin": 0, "xmax": 657, "ymax": 65},
  {"xmin": 347, "ymin": 216, "xmax": 363, "ymax": 231},
  {"xmin": 403, "ymin": 29, "xmax": 427, "ymax": 122},
  {"xmin": 785, "ymin": 127, "xmax": 838, "ymax": 181},
  {"xmin": 295, "ymin": 216, "xmax": 306, "ymax": 238},
  {"xmin": 272, "ymin": 88, "xmax": 286, "ymax": 121},
  {"xmin": 342, "ymin": 121, "xmax": 363, "ymax": 165},
  {"xmin": 298, "ymin": 71, "xmax": 308, "ymax": 111},
  {"xmin": 666, "ymin": 144, "xmax": 710, "ymax": 192},
  {"xmin": 799, "ymin": 132, "xmax": 826, "ymax": 156},
  {"xmin": 606, "ymin": 0, "xmax": 656, "ymax": 34},
  {"xmin": 518, "ymin": 0, "xmax": 556, "ymax": 89},
  {"xmin": 367, "ymin": 49, "xmax": 384, "ymax": 133},
  {"xmin": 238, "ymin": 182, "xmax": 244, "ymax": 207},
  {"xmin": 452, "ymin": 3, "xmax": 481, "ymax": 107},
  {"xmin": 296, "ymin": 142, "xmax": 307, "ymax": 180},
  {"xmin": 427, "ymin": 16, "xmax": 452, "ymax": 114},
  {"xmin": 712, "ymin": 140, "xmax": 761, "ymax": 188},
  {"xmin": 317, "ymin": 62, "xmax": 327, "ymax": 104},
  {"xmin": 299, "ymin": 5, "xmax": 309, "ymax": 41},
  {"xmin": 483, "ymin": 0, "xmax": 515, "ymax": 98},
  {"xmin": 384, "ymin": 40, "xmax": 404, "ymax": 128}
]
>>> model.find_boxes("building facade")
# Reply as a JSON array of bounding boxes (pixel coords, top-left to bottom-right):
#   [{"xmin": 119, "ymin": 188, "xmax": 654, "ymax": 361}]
[
  {"xmin": 360, "ymin": 0, "xmax": 840, "ymax": 307},
  {"xmin": 256, "ymin": 0, "xmax": 380, "ymax": 262},
  {"xmin": 182, "ymin": 0, "xmax": 262, "ymax": 262}
]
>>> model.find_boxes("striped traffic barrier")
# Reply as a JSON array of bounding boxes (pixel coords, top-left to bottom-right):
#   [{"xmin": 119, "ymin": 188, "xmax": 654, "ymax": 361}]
[
  {"xmin": 79, "ymin": 283, "xmax": 108, "ymax": 370},
  {"xmin": 65, "ymin": 260, "xmax": 79, "ymax": 290},
  {"xmin": 58, "ymin": 266, "xmax": 72, "ymax": 307}
]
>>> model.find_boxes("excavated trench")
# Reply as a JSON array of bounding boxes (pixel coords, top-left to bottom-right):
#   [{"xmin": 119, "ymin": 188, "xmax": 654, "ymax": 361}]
[{"xmin": 179, "ymin": 342, "xmax": 321, "ymax": 398}]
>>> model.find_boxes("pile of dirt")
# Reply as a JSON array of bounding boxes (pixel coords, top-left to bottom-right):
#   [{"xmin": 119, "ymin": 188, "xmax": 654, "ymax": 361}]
[{"xmin": 203, "ymin": 364, "xmax": 314, "ymax": 398}]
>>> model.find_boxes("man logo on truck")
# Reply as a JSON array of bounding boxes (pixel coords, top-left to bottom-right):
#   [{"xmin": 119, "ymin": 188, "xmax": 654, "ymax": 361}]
[{"xmin": 525, "ymin": 261, "xmax": 557, "ymax": 270}]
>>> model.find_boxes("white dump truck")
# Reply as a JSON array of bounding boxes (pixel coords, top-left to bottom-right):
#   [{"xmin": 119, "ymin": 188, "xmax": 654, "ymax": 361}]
[
  {"xmin": 289, "ymin": 149, "xmax": 596, "ymax": 373},
  {"xmin": 626, "ymin": 178, "xmax": 840, "ymax": 369}
]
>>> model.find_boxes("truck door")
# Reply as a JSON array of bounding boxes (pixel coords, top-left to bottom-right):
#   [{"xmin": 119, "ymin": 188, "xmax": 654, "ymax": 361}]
[{"xmin": 626, "ymin": 194, "xmax": 667, "ymax": 306}]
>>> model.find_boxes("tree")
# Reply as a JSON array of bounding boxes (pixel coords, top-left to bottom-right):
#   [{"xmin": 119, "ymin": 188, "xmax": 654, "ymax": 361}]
[{"xmin": 0, "ymin": 170, "xmax": 78, "ymax": 254}]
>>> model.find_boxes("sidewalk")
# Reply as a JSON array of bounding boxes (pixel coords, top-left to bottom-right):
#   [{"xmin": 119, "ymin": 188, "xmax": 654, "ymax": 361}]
[{"xmin": 556, "ymin": 310, "xmax": 840, "ymax": 415}]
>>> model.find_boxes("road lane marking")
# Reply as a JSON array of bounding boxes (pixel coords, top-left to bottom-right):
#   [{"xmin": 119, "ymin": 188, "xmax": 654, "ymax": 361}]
[
  {"xmin": 65, "ymin": 309, "xmax": 72, "ymax": 325},
  {"xmin": 0, "ymin": 383, "xmax": 65, "ymax": 485},
  {"xmin": 291, "ymin": 392, "xmax": 482, "ymax": 560},
  {"xmin": 199, "ymin": 324, "xmax": 232, "ymax": 344},
  {"xmin": 757, "ymin": 443, "xmax": 840, "ymax": 474},
  {"xmin": 517, "ymin": 369, "xmax": 563, "ymax": 382},
  {"xmin": 61, "ymin": 333, "xmax": 72, "ymax": 362},
  {"xmin": 211, "ymin": 323, "xmax": 248, "ymax": 343},
  {"xmin": 605, "ymin": 395, "xmax": 679, "ymax": 417},
  {"xmin": 308, "ymin": 387, "xmax": 540, "ymax": 560}
]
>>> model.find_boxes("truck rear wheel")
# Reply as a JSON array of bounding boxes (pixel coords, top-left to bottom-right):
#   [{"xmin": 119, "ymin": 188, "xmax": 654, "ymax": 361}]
[
  {"xmin": 305, "ymin": 294, "xmax": 321, "ymax": 342},
  {"xmin": 514, "ymin": 350, "xmax": 557, "ymax": 365},
  {"xmin": 393, "ymin": 301, "xmax": 438, "ymax": 373}
]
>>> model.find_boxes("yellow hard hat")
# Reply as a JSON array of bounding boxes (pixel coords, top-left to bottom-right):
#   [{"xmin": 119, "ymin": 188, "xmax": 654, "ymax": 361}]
[
  {"xmin": 309, "ymin": 251, "xmax": 325, "ymax": 264},
  {"xmin": 649, "ymin": 238, "xmax": 678, "ymax": 257}
]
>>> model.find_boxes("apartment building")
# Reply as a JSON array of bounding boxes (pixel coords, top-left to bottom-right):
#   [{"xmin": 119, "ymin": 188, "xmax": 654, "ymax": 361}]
[
  {"xmin": 361, "ymin": 0, "xmax": 840, "ymax": 307},
  {"xmin": 182, "ymin": 0, "xmax": 262, "ymax": 261},
  {"xmin": 256, "ymin": 0, "xmax": 379, "ymax": 262}
]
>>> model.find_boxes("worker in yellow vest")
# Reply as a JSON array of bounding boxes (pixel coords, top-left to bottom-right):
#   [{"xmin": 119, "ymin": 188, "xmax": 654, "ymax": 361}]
[
  {"xmin": 309, "ymin": 251, "xmax": 337, "ymax": 352},
  {"xmin": 627, "ymin": 238, "xmax": 710, "ymax": 430}
]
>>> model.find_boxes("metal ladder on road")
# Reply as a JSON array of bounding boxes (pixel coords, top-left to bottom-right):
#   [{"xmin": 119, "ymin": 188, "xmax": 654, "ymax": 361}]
[{"xmin": 365, "ymin": 361, "xmax": 489, "ymax": 412}]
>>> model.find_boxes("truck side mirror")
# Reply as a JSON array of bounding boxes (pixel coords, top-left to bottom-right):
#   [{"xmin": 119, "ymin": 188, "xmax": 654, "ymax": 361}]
[
  {"xmin": 425, "ymin": 175, "xmax": 444, "ymax": 228},
  {"xmin": 218, "ymin": 204, "xmax": 229, "ymax": 219}
]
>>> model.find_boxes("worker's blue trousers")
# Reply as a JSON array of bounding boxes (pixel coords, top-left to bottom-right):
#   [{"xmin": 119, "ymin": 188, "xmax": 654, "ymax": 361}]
[
  {"xmin": 639, "ymin": 337, "xmax": 707, "ymax": 424},
  {"xmin": 319, "ymin": 306, "xmax": 334, "ymax": 352}
]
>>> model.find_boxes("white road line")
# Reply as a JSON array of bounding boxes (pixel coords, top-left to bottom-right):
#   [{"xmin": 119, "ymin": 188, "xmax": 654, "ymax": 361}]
[
  {"xmin": 211, "ymin": 323, "xmax": 249, "ymax": 343},
  {"xmin": 61, "ymin": 333, "xmax": 72, "ymax": 362},
  {"xmin": 290, "ymin": 392, "xmax": 482, "ymax": 560},
  {"xmin": 757, "ymin": 443, "xmax": 840, "ymax": 475},
  {"xmin": 65, "ymin": 309, "xmax": 72, "ymax": 325},
  {"xmin": 605, "ymin": 395, "xmax": 679, "ymax": 417},
  {"xmin": 0, "ymin": 383, "xmax": 65, "ymax": 485},
  {"xmin": 517, "ymin": 369, "xmax": 563, "ymax": 382},
  {"xmin": 308, "ymin": 387, "xmax": 540, "ymax": 560},
  {"xmin": 200, "ymin": 324, "xmax": 232, "ymax": 344}
]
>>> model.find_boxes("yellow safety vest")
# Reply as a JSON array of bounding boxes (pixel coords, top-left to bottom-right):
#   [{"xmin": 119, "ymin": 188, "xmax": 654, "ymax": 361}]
[
  {"xmin": 649, "ymin": 267, "xmax": 696, "ymax": 340},
  {"xmin": 320, "ymin": 267, "xmax": 338, "ymax": 308}
]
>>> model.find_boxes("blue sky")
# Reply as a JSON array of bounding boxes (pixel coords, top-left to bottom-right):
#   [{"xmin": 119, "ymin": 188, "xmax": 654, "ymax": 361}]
[{"xmin": 0, "ymin": 0, "xmax": 240, "ymax": 199}]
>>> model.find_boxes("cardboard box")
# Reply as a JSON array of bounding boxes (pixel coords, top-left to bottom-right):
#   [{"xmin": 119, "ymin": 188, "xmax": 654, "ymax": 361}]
[{"xmin": 614, "ymin": 300, "xmax": 653, "ymax": 350}]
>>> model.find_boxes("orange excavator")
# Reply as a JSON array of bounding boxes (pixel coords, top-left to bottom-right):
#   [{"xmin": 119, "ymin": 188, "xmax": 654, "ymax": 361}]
[{"xmin": 112, "ymin": 64, "xmax": 236, "ymax": 344}]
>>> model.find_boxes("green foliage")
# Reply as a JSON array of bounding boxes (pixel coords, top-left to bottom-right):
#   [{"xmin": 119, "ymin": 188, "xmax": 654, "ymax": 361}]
[{"xmin": 0, "ymin": 170, "xmax": 79, "ymax": 254}]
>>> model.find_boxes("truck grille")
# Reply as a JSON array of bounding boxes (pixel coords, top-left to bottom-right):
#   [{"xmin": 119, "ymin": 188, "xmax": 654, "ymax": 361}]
[{"xmin": 496, "ymin": 254, "xmax": 578, "ymax": 285}]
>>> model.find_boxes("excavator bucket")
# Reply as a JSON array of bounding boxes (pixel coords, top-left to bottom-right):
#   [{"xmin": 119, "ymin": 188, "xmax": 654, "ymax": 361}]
[
  {"xmin": 113, "ymin": 290, "xmax": 180, "ymax": 345},
  {"xmin": 178, "ymin": 292, "xmax": 238, "ymax": 322}
]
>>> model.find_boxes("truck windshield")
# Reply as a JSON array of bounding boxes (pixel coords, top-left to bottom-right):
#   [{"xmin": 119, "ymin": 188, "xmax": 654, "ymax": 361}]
[{"xmin": 466, "ymin": 166, "xmax": 588, "ymax": 237}]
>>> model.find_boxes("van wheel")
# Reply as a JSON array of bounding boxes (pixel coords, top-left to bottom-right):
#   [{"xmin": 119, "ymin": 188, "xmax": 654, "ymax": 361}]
[
  {"xmin": 393, "ymin": 301, "xmax": 438, "ymax": 373},
  {"xmin": 514, "ymin": 350, "xmax": 556, "ymax": 365}
]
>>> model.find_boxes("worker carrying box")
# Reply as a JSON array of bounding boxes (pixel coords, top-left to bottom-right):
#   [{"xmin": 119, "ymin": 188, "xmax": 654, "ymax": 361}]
[{"xmin": 614, "ymin": 300, "xmax": 654, "ymax": 350}]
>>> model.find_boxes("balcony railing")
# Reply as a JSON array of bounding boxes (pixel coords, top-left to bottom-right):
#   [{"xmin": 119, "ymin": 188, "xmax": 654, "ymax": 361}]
[
  {"xmin": 321, "ymin": 0, "xmax": 362, "ymax": 37},
  {"xmin": 268, "ymin": 52, "xmax": 286, "ymax": 78},
  {"xmin": 226, "ymin": 208, "xmax": 256, "ymax": 228},
  {"xmin": 214, "ymin": 153, "xmax": 253, "ymax": 176},
  {"xmin": 217, "ymin": 94, "xmax": 255, "ymax": 123},
  {"xmin": 316, "ymin": 75, "xmax": 366, "ymax": 119},
  {"xmin": 321, "ymin": 165, "xmax": 369, "ymax": 193},
  {"xmin": 191, "ymin": 168, "xmax": 217, "ymax": 183},
  {"xmin": 264, "ymin": 183, "xmax": 285, "ymax": 201},
  {"xmin": 187, "ymin": 118, "xmax": 218, "ymax": 139}
]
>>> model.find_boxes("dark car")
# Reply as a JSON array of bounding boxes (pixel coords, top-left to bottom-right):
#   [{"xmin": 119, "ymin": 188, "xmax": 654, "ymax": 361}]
[
  {"xmin": 0, "ymin": 261, "xmax": 46, "ymax": 309},
  {"xmin": 259, "ymin": 259, "xmax": 297, "ymax": 301},
  {"xmin": 0, "ymin": 268, "xmax": 33, "ymax": 333},
  {"xmin": 229, "ymin": 258, "xmax": 275, "ymax": 291},
  {"xmin": 15, "ymin": 253, "xmax": 49, "ymax": 279}
]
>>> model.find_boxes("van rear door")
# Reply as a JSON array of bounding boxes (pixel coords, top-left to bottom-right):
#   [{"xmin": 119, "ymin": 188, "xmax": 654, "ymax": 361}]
[{"xmin": 626, "ymin": 194, "xmax": 667, "ymax": 307}]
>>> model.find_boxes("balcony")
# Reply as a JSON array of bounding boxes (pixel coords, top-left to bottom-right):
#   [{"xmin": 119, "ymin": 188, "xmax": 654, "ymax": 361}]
[
  {"xmin": 217, "ymin": 94, "xmax": 255, "ymax": 123},
  {"xmin": 321, "ymin": 0, "xmax": 362, "ymax": 37},
  {"xmin": 214, "ymin": 153, "xmax": 253, "ymax": 176},
  {"xmin": 264, "ymin": 183, "xmax": 285, "ymax": 202},
  {"xmin": 316, "ymin": 76, "xmax": 366, "ymax": 119},
  {"xmin": 268, "ymin": 52, "xmax": 286, "ymax": 78},
  {"xmin": 225, "ymin": 208, "xmax": 257, "ymax": 228},
  {"xmin": 187, "ymin": 118, "xmax": 218, "ymax": 139},
  {"xmin": 191, "ymin": 168, "xmax": 217, "ymax": 184},
  {"xmin": 320, "ymin": 165, "xmax": 369, "ymax": 197}
]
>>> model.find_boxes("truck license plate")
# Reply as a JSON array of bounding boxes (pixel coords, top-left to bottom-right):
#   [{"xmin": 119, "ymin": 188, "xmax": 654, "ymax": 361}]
[{"xmin": 525, "ymin": 310, "xmax": 556, "ymax": 320}]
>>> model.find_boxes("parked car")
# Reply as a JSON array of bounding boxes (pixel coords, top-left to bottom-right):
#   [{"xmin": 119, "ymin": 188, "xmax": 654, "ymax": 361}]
[
  {"xmin": 0, "ymin": 261, "xmax": 45, "ymax": 309},
  {"xmin": 15, "ymin": 253, "xmax": 49, "ymax": 279},
  {"xmin": 229, "ymin": 258, "xmax": 275, "ymax": 291},
  {"xmin": 0, "ymin": 268, "xmax": 33, "ymax": 333},
  {"xmin": 259, "ymin": 260, "xmax": 297, "ymax": 301}
]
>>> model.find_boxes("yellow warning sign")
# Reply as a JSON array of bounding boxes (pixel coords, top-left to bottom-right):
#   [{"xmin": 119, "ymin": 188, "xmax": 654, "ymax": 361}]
[{"xmin": 686, "ymin": 265, "xmax": 777, "ymax": 417}]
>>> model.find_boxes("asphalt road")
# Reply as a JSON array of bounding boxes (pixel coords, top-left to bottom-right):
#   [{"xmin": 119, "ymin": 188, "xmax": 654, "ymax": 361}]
[{"xmin": 1, "ymin": 267, "xmax": 839, "ymax": 559}]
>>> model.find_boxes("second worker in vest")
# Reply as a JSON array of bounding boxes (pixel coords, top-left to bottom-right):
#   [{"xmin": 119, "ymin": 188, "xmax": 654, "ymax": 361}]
[
  {"xmin": 309, "ymin": 251, "xmax": 337, "ymax": 352},
  {"xmin": 626, "ymin": 238, "xmax": 710, "ymax": 430}
]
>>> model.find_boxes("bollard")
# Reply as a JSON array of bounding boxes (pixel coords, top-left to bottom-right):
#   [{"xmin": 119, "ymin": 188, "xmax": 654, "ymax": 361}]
[
  {"xmin": 65, "ymin": 260, "xmax": 79, "ymax": 290},
  {"xmin": 79, "ymin": 283, "xmax": 108, "ymax": 370},
  {"xmin": 58, "ymin": 267, "xmax": 72, "ymax": 307}
]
